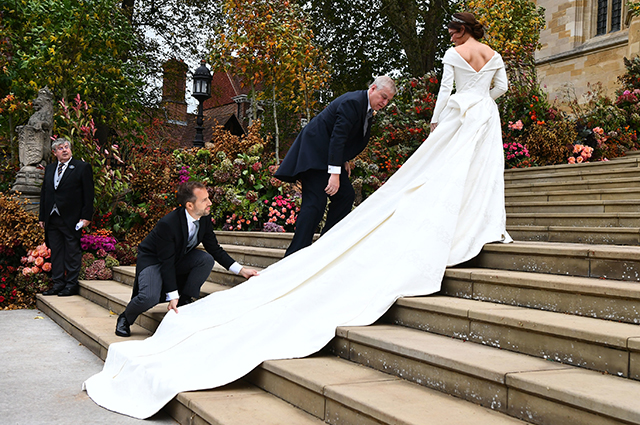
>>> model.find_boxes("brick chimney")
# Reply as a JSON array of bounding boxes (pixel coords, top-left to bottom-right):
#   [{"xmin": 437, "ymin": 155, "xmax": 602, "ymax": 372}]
[{"xmin": 162, "ymin": 59, "xmax": 188, "ymax": 123}]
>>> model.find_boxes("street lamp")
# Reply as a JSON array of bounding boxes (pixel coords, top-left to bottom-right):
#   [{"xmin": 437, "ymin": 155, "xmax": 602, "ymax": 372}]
[{"xmin": 192, "ymin": 59, "xmax": 212, "ymax": 147}]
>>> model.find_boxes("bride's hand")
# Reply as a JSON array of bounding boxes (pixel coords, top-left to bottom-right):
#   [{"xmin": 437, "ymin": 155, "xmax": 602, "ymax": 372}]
[{"xmin": 430, "ymin": 123, "xmax": 438, "ymax": 132}]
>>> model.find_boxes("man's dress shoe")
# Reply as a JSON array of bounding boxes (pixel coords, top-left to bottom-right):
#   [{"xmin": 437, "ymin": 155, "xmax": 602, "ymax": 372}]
[
  {"xmin": 115, "ymin": 313, "xmax": 131, "ymax": 337},
  {"xmin": 57, "ymin": 286, "xmax": 79, "ymax": 296},
  {"xmin": 43, "ymin": 287, "xmax": 62, "ymax": 296}
]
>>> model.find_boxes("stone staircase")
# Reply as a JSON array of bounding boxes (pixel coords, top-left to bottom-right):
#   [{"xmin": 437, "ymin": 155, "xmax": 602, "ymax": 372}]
[
  {"xmin": 36, "ymin": 152, "xmax": 640, "ymax": 424},
  {"xmin": 505, "ymin": 150, "xmax": 640, "ymax": 245}
]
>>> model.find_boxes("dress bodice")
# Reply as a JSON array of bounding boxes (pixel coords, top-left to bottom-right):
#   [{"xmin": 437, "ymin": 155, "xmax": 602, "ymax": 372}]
[{"xmin": 431, "ymin": 47, "xmax": 508, "ymax": 123}]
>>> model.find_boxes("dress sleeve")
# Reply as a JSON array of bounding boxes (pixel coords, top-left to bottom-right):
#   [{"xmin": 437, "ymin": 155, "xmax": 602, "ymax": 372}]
[
  {"xmin": 431, "ymin": 61, "xmax": 455, "ymax": 124},
  {"xmin": 490, "ymin": 59, "xmax": 509, "ymax": 100}
]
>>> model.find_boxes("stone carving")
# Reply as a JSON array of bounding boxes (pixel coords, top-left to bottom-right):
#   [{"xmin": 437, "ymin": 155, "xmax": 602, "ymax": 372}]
[{"xmin": 12, "ymin": 87, "xmax": 55, "ymax": 197}]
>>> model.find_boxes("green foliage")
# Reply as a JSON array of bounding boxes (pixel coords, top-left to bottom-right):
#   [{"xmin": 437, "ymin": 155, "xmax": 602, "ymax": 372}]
[
  {"xmin": 302, "ymin": 0, "xmax": 454, "ymax": 93},
  {"xmin": 210, "ymin": 0, "xmax": 330, "ymax": 161},
  {"xmin": 1, "ymin": 0, "xmax": 145, "ymax": 138},
  {"xmin": 364, "ymin": 73, "xmax": 440, "ymax": 174},
  {"xmin": 466, "ymin": 0, "xmax": 545, "ymax": 58},
  {"xmin": 55, "ymin": 94, "xmax": 131, "ymax": 216}
]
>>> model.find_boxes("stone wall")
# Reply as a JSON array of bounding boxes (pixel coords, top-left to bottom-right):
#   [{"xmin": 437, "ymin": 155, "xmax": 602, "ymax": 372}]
[{"xmin": 535, "ymin": 0, "xmax": 639, "ymax": 103}]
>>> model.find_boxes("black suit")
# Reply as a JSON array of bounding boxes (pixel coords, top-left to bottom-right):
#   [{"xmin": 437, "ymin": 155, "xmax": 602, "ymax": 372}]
[
  {"xmin": 275, "ymin": 90, "xmax": 373, "ymax": 256},
  {"xmin": 123, "ymin": 207, "xmax": 236, "ymax": 325},
  {"xmin": 39, "ymin": 158, "xmax": 94, "ymax": 292}
]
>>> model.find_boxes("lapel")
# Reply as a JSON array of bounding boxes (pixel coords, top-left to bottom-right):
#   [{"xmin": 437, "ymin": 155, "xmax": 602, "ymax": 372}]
[{"xmin": 178, "ymin": 207, "xmax": 189, "ymax": 250}]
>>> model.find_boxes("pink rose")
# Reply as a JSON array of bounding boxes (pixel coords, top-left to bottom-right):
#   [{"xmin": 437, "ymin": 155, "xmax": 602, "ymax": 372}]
[
  {"xmin": 22, "ymin": 267, "xmax": 32, "ymax": 276},
  {"xmin": 577, "ymin": 156, "xmax": 584, "ymax": 163},
  {"xmin": 568, "ymin": 157, "xmax": 576, "ymax": 164},
  {"xmin": 42, "ymin": 263, "xmax": 52, "ymax": 272},
  {"xmin": 35, "ymin": 257, "xmax": 44, "ymax": 266}
]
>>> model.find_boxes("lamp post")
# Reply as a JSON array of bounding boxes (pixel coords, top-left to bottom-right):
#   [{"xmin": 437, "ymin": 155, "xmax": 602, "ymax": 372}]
[{"xmin": 192, "ymin": 59, "xmax": 212, "ymax": 147}]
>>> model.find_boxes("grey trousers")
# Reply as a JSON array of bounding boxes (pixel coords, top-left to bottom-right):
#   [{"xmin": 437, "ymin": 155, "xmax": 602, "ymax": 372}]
[{"xmin": 123, "ymin": 249, "xmax": 215, "ymax": 325}]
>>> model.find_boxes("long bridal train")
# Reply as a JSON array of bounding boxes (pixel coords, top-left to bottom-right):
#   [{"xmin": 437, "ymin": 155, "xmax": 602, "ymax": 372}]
[{"xmin": 84, "ymin": 51, "xmax": 511, "ymax": 419}]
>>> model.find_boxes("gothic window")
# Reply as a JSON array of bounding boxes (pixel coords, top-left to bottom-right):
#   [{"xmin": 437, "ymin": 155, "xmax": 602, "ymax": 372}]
[{"xmin": 596, "ymin": 0, "xmax": 623, "ymax": 35}]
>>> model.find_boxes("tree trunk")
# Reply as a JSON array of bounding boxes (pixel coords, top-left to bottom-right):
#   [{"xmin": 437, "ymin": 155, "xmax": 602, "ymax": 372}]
[{"xmin": 380, "ymin": 0, "xmax": 449, "ymax": 76}]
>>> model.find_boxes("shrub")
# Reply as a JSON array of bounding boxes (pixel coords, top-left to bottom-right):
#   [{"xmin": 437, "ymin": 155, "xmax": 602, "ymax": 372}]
[{"xmin": 523, "ymin": 121, "xmax": 574, "ymax": 166}]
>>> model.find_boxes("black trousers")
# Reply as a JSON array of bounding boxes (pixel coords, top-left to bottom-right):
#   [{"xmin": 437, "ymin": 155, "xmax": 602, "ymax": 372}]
[
  {"xmin": 284, "ymin": 169, "xmax": 355, "ymax": 257},
  {"xmin": 47, "ymin": 213, "xmax": 82, "ymax": 291},
  {"xmin": 123, "ymin": 249, "xmax": 215, "ymax": 325}
]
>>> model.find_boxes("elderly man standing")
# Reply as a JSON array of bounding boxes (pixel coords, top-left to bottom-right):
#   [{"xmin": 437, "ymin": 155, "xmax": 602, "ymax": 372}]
[
  {"xmin": 40, "ymin": 138, "xmax": 94, "ymax": 296},
  {"xmin": 275, "ymin": 76, "xmax": 396, "ymax": 256}
]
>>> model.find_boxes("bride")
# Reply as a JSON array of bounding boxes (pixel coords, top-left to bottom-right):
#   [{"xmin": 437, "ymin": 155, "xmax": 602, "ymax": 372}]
[{"xmin": 84, "ymin": 12, "xmax": 512, "ymax": 419}]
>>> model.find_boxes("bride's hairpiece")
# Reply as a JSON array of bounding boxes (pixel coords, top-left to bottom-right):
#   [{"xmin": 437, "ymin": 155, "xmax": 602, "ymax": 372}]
[{"xmin": 451, "ymin": 16, "xmax": 465, "ymax": 24}]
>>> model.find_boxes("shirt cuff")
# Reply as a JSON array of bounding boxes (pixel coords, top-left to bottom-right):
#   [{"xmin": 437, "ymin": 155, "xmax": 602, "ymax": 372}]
[
  {"xmin": 328, "ymin": 165, "xmax": 341, "ymax": 174},
  {"xmin": 229, "ymin": 262, "xmax": 243, "ymax": 275},
  {"xmin": 165, "ymin": 290, "xmax": 179, "ymax": 301}
]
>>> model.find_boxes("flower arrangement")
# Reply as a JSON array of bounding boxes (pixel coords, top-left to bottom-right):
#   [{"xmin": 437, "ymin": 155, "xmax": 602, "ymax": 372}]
[
  {"xmin": 264, "ymin": 195, "xmax": 300, "ymax": 232},
  {"xmin": 80, "ymin": 232, "xmax": 117, "ymax": 252},
  {"xmin": 3, "ymin": 243, "xmax": 53, "ymax": 309},
  {"xmin": 80, "ymin": 250, "xmax": 120, "ymax": 280},
  {"xmin": 568, "ymin": 144, "xmax": 594, "ymax": 164},
  {"xmin": 20, "ymin": 244, "xmax": 52, "ymax": 275},
  {"xmin": 504, "ymin": 141, "xmax": 531, "ymax": 168}
]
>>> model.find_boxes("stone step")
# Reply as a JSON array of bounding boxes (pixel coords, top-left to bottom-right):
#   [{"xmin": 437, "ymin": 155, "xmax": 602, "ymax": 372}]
[
  {"xmin": 504, "ymin": 164, "xmax": 640, "ymax": 184},
  {"xmin": 507, "ymin": 225, "xmax": 640, "ymax": 245},
  {"xmin": 34, "ymin": 294, "xmax": 326, "ymax": 425},
  {"xmin": 441, "ymin": 267, "xmax": 640, "ymax": 324},
  {"xmin": 382, "ymin": 295, "xmax": 640, "ymax": 378},
  {"xmin": 469, "ymin": 241, "xmax": 640, "ymax": 281},
  {"xmin": 506, "ymin": 212, "xmax": 640, "ymax": 228},
  {"xmin": 330, "ymin": 323, "xmax": 640, "ymax": 425},
  {"xmin": 505, "ymin": 177, "xmax": 640, "ymax": 194},
  {"xmin": 506, "ymin": 199, "xmax": 640, "ymax": 214},
  {"xmin": 215, "ymin": 241, "xmax": 640, "ymax": 282},
  {"xmin": 505, "ymin": 187, "xmax": 640, "ymax": 203},
  {"xmin": 504, "ymin": 155, "xmax": 640, "ymax": 181},
  {"xmin": 36, "ymin": 289, "xmax": 526, "ymax": 425}
]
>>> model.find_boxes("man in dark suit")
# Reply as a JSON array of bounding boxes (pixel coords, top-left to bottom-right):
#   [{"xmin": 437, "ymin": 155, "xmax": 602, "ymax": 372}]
[
  {"xmin": 115, "ymin": 181, "xmax": 258, "ymax": 337},
  {"xmin": 275, "ymin": 76, "xmax": 396, "ymax": 256},
  {"xmin": 39, "ymin": 138, "xmax": 94, "ymax": 296}
]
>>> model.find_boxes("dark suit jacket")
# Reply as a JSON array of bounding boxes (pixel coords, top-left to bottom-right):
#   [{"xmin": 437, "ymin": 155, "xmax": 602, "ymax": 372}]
[
  {"xmin": 275, "ymin": 90, "xmax": 372, "ymax": 182},
  {"xmin": 39, "ymin": 158, "xmax": 94, "ymax": 243},
  {"xmin": 134, "ymin": 207, "xmax": 236, "ymax": 298}
]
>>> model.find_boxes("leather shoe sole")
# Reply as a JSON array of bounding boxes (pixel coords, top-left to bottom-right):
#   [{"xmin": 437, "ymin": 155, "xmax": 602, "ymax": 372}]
[{"xmin": 58, "ymin": 287, "xmax": 79, "ymax": 297}]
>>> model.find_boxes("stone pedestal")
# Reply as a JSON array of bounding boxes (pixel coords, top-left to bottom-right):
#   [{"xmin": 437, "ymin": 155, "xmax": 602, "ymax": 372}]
[{"xmin": 12, "ymin": 165, "xmax": 44, "ymax": 197}]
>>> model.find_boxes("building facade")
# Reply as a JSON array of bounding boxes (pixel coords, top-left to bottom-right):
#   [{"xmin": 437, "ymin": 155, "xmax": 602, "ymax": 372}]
[{"xmin": 535, "ymin": 0, "xmax": 640, "ymax": 103}]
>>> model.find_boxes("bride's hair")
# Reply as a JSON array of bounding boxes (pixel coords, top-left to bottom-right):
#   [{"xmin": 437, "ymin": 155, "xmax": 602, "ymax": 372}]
[{"xmin": 449, "ymin": 12, "xmax": 485, "ymax": 40}]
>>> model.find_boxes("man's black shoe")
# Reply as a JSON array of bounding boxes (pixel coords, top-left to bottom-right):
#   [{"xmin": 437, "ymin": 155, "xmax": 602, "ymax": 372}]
[
  {"xmin": 115, "ymin": 313, "xmax": 131, "ymax": 337},
  {"xmin": 57, "ymin": 286, "xmax": 79, "ymax": 297},
  {"xmin": 43, "ymin": 287, "xmax": 62, "ymax": 296}
]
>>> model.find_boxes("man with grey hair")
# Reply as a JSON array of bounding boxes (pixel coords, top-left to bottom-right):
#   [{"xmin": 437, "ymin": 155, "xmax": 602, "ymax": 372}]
[
  {"xmin": 39, "ymin": 138, "xmax": 94, "ymax": 296},
  {"xmin": 275, "ymin": 76, "xmax": 396, "ymax": 256}
]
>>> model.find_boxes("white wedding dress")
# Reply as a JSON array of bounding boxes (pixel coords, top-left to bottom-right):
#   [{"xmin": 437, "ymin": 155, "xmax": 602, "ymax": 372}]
[{"xmin": 84, "ymin": 47, "xmax": 512, "ymax": 419}]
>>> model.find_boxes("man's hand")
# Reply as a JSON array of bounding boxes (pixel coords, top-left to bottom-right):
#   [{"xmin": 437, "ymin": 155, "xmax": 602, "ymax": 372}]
[
  {"xmin": 325, "ymin": 173, "xmax": 340, "ymax": 197},
  {"xmin": 344, "ymin": 161, "xmax": 353, "ymax": 178},
  {"xmin": 240, "ymin": 267, "xmax": 259, "ymax": 279},
  {"xmin": 167, "ymin": 298, "xmax": 179, "ymax": 314},
  {"xmin": 39, "ymin": 221, "xmax": 45, "ymax": 229},
  {"xmin": 81, "ymin": 219, "xmax": 91, "ymax": 228}
]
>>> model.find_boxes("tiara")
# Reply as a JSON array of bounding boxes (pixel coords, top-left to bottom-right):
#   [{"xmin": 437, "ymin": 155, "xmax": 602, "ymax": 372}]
[{"xmin": 451, "ymin": 16, "xmax": 465, "ymax": 24}]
